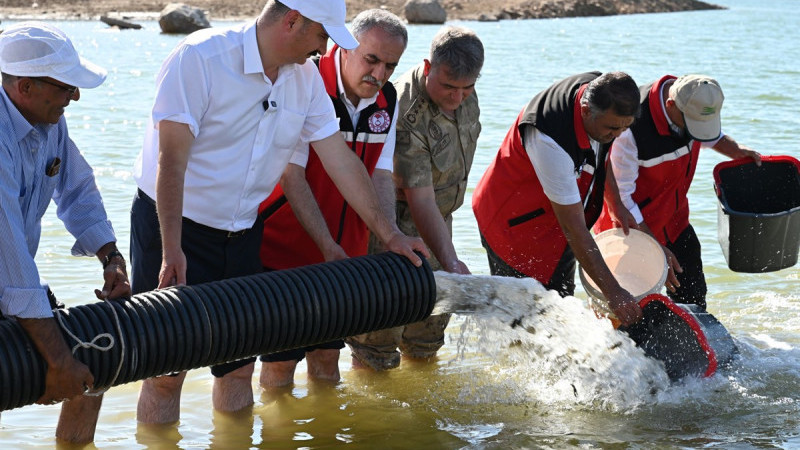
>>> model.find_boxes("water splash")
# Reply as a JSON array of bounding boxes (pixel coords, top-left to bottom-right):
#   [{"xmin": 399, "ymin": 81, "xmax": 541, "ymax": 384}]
[{"xmin": 434, "ymin": 272, "xmax": 671, "ymax": 412}]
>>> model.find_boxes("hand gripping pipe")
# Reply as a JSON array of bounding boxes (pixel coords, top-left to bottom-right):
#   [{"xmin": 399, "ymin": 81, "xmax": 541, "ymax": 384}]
[{"xmin": 0, "ymin": 251, "xmax": 435, "ymax": 411}]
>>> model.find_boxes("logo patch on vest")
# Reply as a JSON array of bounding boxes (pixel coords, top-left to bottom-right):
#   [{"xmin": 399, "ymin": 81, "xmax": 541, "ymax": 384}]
[{"xmin": 368, "ymin": 110, "xmax": 391, "ymax": 133}]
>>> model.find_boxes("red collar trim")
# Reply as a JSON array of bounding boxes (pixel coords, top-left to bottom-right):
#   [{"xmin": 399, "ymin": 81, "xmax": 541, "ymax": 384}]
[
  {"xmin": 573, "ymin": 84, "xmax": 590, "ymax": 149},
  {"xmin": 318, "ymin": 45, "xmax": 339, "ymax": 98},
  {"xmin": 375, "ymin": 87, "xmax": 388, "ymax": 109},
  {"xmin": 650, "ymin": 75, "xmax": 677, "ymax": 136}
]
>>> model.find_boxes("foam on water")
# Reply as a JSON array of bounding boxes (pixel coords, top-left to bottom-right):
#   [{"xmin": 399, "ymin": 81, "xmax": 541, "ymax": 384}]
[
  {"xmin": 432, "ymin": 272, "xmax": 800, "ymax": 439},
  {"xmin": 433, "ymin": 272, "xmax": 671, "ymax": 413}
]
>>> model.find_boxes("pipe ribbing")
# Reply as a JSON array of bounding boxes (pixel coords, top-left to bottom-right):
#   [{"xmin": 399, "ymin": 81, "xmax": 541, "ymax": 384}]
[{"xmin": 0, "ymin": 251, "xmax": 435, "ymax": 411}]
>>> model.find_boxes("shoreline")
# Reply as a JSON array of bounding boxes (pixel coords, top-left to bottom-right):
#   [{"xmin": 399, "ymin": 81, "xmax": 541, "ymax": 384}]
[{"xmin": 0, "ymin": 0, "xmax": 725, "ymax": 23}]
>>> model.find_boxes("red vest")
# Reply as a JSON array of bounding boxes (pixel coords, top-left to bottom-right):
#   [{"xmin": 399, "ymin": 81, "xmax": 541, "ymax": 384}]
[
  {"xmin": 258, "ymin": 46, "xmax": 397, "ymax": 270},
  {"xmin": 594, "ymin": 75, "xmax": 700, "ymax": 245},
  {"xmin": 473, "ymin": 73, "xmax": 605, "ymax": 284}
]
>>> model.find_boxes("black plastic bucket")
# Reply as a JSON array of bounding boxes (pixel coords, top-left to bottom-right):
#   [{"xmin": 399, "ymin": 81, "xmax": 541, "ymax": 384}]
[
  {"xmin": 619, "ymin": 294, "xmax": 737, "ymax": 380},
  {"xmin": 714, "ymin": 155, "xmax": 800, "ymax": 273},
  {"xmin": 714, "ymin": 156, "xmax": 800, "ymax": 273}
]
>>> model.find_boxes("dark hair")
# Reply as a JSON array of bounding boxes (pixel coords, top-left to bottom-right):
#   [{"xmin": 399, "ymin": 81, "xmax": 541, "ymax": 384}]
[
  {"xmin": 581, "ymin": 71, "xmax": 640, "ymax": 118},
  {"xmin": 351, "ymin": 9, "xmax": 408, "ymax": 49},
  {"xmin": 1, "ymin": 72, "xmax": 17, "ymax": 85},
  {"xmin": 429, "ymin": 26, "xmax": 484, "ymax": 80},
  {"xmin": 261, "ymin": 0, "xmax": 291, "ymax": 25}
]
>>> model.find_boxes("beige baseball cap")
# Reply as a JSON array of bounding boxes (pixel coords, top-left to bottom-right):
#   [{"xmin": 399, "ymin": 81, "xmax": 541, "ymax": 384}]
[
  {"xmin": 0, "ymin": 21, "xmax": 107, "ymax": 89},
  {"xmin": 670, "ymin": 75, "xmax": 724, "ymax": 141},
  {"xmin": 281, "ymin": 0, "xmax": 358, "ymax": 50}
]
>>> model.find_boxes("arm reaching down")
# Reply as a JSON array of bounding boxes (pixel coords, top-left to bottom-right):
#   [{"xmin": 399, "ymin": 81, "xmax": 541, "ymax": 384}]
[{"xmin": 311, "ymin": 133, "xmax": 429, "ymax": 266}]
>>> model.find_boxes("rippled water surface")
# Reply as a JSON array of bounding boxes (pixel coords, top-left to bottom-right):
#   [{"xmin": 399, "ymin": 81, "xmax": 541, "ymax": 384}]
[{"xmin": 1, "ymin": 0, "xmax": 799, "ymax": 447}]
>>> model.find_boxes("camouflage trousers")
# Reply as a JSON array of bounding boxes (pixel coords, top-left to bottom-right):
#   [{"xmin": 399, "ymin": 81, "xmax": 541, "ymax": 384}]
[
  {"xmin": 346, "ymin": 226, "xmax": 451, "ymax": 370},
  {"xmin": 345, "ymin": 313, "xmax": 451, "ymax": 371}
]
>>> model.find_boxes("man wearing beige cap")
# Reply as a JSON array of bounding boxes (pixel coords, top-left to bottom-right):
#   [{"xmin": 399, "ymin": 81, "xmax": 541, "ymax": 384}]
[
  {"xmin": 594, "ymin": 74, "xmax": 760, "ymax": 310},
  {"xmin": 0, "ymin": 22, "xmax": 131, "ymax": 443},
  {"xmin": 131, "ymin": 0, "xmax": 427, "ymax": 424}
]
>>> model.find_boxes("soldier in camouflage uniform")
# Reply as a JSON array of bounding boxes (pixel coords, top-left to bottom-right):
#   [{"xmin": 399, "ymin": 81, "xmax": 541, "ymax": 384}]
[{"xmin": 346, "ymin": 26, "xmax": 484, "ymax": 370}]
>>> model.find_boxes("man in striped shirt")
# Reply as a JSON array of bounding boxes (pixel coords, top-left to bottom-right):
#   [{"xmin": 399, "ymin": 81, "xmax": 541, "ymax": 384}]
[{"xmin": 0, "ymin": 22, "xmax": 130, "ymax": 443}]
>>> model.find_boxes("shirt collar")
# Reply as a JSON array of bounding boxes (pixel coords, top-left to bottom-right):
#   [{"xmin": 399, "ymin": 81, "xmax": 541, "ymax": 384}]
[
  {"xmin": 242, "ymin": 20, "xmax": 296, "ymax": 83},
  {"xmin": 0, "ymin": 86, "xmax": 37, "ymax": 143},
  {"xmin": 242, "ymin": 21, "xmax": 263, "ymax": 76},
  {"xmin": 660, "ymin": 83, "xmax": 686, "ymax": 137},
  {"xmin": 652, "ymin": 75, "xmax": 679, "ymax": 136}
]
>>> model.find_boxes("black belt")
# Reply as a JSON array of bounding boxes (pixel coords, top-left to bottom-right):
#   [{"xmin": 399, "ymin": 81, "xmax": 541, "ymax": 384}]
[{"xmin": 137, "ymin": 188, "xmax": 252, "ymax": 238}]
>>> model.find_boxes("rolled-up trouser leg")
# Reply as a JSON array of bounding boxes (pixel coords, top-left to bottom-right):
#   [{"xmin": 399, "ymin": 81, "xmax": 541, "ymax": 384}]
[
  {"xmin": 345, "ymin": 327, "xmax": 403, "ymax": 371},
  {"xmin": 398, "ymin": 313, "xmax": 451, "ymax": 359}
]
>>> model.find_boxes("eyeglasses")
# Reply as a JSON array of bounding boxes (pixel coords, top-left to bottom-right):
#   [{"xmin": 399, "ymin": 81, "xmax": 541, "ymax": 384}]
[{"xmin": 32, "ymin": 77, "xmax": 78, "ymax": 96}]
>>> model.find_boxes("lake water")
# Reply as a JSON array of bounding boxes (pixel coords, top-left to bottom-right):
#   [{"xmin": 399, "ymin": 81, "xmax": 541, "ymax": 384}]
[{"xmin": 1, "ymin": 0, "xmax": 799, "ymax": 447}]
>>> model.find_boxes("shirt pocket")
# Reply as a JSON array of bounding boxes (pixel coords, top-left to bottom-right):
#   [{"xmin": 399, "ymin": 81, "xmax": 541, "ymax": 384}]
[
  {"xmin": 269, "ymin": 108, "xmax": 307, "ymax": 151},
  {"xmin": 36, "ymin": 174, "xmax": 58, "ymax": 218}
]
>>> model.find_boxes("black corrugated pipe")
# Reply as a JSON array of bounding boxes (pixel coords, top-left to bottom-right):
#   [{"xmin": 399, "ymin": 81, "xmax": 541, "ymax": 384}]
[{"xmin": 0, "ymin": 251, "xmax": 435, "ymax": 411}]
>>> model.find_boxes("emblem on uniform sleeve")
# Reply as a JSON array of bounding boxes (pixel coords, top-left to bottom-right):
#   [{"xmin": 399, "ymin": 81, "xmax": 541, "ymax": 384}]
[
  {"xmin": 368, "ymin": 110, "xmax": 391, "ymax": 133},
  {"xmin": 428, "ymin": 121, "xmax": 442, "ymax": 140}
]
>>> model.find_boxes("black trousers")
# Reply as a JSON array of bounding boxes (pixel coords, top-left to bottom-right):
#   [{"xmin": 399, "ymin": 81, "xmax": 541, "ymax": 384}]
[
  {"xmin": 665, "ymin": 224, "xmax": 707, "ymax": 310},
  {"xmin": 129, "ymin": 189, "xmax": 264, "ymax": 377},
  {"xmin": 480, "ymin": 234, "xmax": 576, "ymax": 297}
]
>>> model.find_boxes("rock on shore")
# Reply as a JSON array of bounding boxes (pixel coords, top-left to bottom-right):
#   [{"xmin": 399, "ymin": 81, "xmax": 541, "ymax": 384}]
[{"xmin": 0, "ymin": 0, "xmax": 724, "ymax": 22}]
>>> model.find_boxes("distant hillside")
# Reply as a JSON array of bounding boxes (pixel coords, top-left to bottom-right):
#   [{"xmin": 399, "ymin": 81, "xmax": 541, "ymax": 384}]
[{"xmin": 0, "ymin": 0, "xmax": 724, "ymax": 21}]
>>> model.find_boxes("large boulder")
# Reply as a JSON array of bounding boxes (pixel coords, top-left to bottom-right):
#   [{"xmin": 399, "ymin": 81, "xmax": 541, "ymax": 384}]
[
  {"xmin": 404, "ymin": 0, "xmax": 447, "ymax": 24},
  {"xmin": 159, "ymin": 3, "xmax": 211, "ymax": 34}
]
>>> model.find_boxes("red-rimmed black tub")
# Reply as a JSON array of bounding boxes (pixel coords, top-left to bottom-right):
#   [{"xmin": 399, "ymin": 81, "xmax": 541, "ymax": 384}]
[
  {"xmin": 620, "ymin": 294, "xmax": 738, "ymax": 380},
  {"xmin": 714, "ymin": 155, "xmax": 800, "ymax": 273}
]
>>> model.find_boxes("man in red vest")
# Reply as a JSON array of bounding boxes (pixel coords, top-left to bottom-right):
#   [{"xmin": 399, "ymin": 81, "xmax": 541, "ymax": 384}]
[
  {"xmin": 472, "ymin": 72, "xmax": 643, "ymax": 326},
  {"xmin": 257, "ymin": 9, "xmax": 408, "ymax": 386},
  {"xmin": 593, "ymin": 75, "xmax": 760, "ymax": 310}
]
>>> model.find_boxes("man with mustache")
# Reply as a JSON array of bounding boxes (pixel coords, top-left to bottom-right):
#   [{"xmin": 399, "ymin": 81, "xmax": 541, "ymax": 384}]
[
  {"xmin": 0, "ymin": 22, "xmax": 130, "ymax": 443},
  {"xmin": 346, "ymin": 26, "xmax": 484, "ymax": 371},
  {"xmin": 130, "ymin": 0, "xmax": 426, "ymax": 424},
  {"xmin": 257, "ymin": 9, "xmax": 408, "ymax": 386},
  {"xmin": 472, "ymin": 72, "xmax": 644, "ymax": 326}
]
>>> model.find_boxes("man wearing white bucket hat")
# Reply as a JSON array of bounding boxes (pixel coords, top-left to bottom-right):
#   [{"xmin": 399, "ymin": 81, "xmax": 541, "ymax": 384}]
[
  {"xmin": 594, "ymin": 74, "xmax": 760, "ymax": 310},
  {"xmin": 131, "ymin": 0, "xmax": 427, "ymax": 424},
  {"xmin": 0, "ymin": 22, "xmax": 131, "ymax": 443}
]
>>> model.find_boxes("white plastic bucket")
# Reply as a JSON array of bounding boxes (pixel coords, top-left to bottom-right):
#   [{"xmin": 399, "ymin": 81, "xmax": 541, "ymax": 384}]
[{"xmin": 579, "ymin": 228, "xmax": 668, "ymax": 317}]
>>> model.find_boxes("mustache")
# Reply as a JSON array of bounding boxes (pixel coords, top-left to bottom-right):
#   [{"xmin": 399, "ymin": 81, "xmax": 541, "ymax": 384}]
[{"xmin": 362, "ymin": 75, "xmax": 382, "ymax": 87}]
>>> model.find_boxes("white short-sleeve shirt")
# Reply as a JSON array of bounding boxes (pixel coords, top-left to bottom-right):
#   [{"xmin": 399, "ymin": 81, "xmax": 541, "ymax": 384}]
[
  {"xmin": 523, "ymin": 124, "xmax": 601, "ymax": 206},
  {"xmin": 134, "ymin": 21, "xmax": 340, "ymax": 231}
]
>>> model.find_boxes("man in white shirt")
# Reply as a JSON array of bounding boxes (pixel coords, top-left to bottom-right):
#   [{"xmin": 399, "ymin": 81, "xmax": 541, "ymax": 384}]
[
  {"xmin": 257, "ymin": 9, "xmax": 408, "ymax": 387},
  {"xmin": 473, "ymin": 72, "xmax": 643, "ymax": 326},
  {"xmin": 131, "ymin": 0, "xmax": 426, "ymax": 424}
]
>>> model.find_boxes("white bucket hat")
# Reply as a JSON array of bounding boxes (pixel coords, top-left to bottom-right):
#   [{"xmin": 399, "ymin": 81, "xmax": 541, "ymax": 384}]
[
  {"xmin": 281, "ymin": 0, "xmax": 359, "ymax": 50},
  {"xmin": 0, "ymin": 21, "xmax": 107, "ymax": 89}
]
